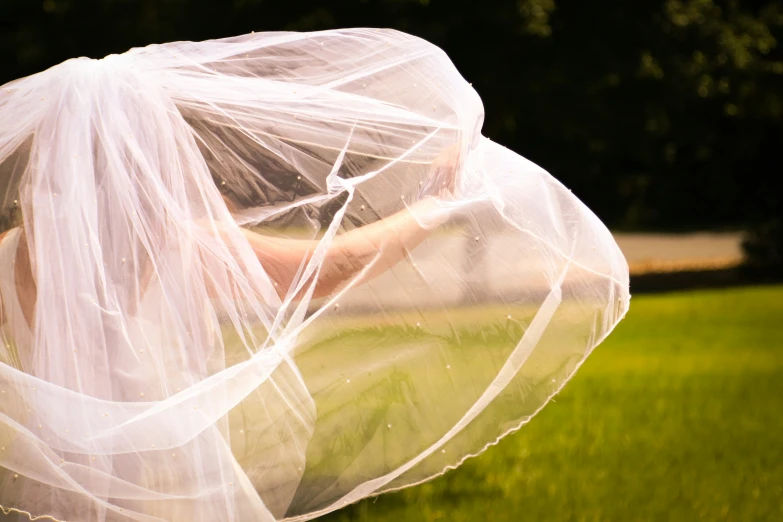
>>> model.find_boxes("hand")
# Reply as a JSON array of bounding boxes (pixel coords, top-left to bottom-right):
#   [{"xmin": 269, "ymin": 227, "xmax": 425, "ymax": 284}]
[{"xmin": 418, "ymin": 142, "xmax": 462, "ymax": 199}]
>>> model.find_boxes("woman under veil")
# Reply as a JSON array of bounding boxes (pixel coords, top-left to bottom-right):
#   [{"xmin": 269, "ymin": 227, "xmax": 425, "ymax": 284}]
[{"xmin": 0, "ymin": 28, "xmax": 629, "ymax": 521}]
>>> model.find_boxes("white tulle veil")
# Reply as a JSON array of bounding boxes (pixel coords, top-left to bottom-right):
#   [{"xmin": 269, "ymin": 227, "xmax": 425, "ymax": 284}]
[{"xmin": 0, "ymin": 28, "xmax": 629, "ymax": 521}]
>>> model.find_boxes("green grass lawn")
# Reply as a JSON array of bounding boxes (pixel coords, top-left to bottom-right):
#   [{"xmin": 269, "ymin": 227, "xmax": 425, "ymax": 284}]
[{"xmin": 320, "ymin": 285, "xmax": 783, "ymax": 522}]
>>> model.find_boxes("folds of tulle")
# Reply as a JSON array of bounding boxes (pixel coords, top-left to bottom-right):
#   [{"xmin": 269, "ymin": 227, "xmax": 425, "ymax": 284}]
[{"xmin": 0, "ymin": 28, "xmax": 629, "ymax": 521}]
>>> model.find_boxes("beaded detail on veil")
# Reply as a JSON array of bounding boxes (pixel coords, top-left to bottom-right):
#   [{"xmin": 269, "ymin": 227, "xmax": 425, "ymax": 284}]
[{"xmin": 0, "ymin": 29, "xmax": 629, "ymax": 521}]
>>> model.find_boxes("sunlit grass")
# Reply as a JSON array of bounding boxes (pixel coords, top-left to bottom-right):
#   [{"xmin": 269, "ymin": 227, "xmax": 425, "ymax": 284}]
[{"xmin": 320, "ymin": 285, "xmax": 783, "ymax": 522}]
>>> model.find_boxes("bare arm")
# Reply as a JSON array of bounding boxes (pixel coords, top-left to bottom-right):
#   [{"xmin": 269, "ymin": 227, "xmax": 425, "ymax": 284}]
[
  {"xmin": 240, "ymin": 197, "xmax": 444, "ymax": 300},
  {"xmin": 240, "ymin": 143, "xmax": 461, "ymax": 301},
  {"xmin": 240, "ymin": 144, "xmax": 461, "ymax": 301}
]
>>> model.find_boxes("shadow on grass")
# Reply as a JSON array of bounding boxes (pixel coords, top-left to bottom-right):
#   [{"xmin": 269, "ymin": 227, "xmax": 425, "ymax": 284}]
[{"xmin": 631, "ymin": 265, "xmax": 783, "ymax": 295}]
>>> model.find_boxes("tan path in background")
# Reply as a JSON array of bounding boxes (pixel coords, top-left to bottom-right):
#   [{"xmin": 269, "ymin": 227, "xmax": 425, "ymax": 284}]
[
  {"xmin": 613, "ymin": 232, "xmax": 744, "ymax": 274},
  {"xmin": 324, "ymin": 231, "xmax": 745, "ymax": 311}
]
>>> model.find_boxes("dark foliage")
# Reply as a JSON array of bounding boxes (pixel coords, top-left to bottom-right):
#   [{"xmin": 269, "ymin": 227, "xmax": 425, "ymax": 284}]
[{"xmin": 1, "ymin": 0, "xmax": 781, "ymax": 234}]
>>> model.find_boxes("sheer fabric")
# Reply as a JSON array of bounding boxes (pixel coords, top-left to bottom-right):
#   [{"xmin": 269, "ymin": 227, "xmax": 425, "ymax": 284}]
[{"xmin": 0, "ymin": 29, "xmax": 629, "ymax": 521}]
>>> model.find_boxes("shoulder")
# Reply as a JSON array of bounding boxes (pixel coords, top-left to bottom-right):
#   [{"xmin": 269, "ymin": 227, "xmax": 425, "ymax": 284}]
[
  {"xmin": 0, "ymin": 227, "xmax": 12, "ymax": 325},
  {"xmin": 0, "ymin": 226, "xmax": 19, "ymax": 244}
]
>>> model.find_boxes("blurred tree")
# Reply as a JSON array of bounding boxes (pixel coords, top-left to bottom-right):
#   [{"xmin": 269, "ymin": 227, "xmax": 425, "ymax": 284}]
[
  {"xmin": 0, "ymin": 0, "xmax": 780, "ymax": 234},
  {"xmin": 743, "ymin": 218, "xmax": 782, "ymax": 271}
]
